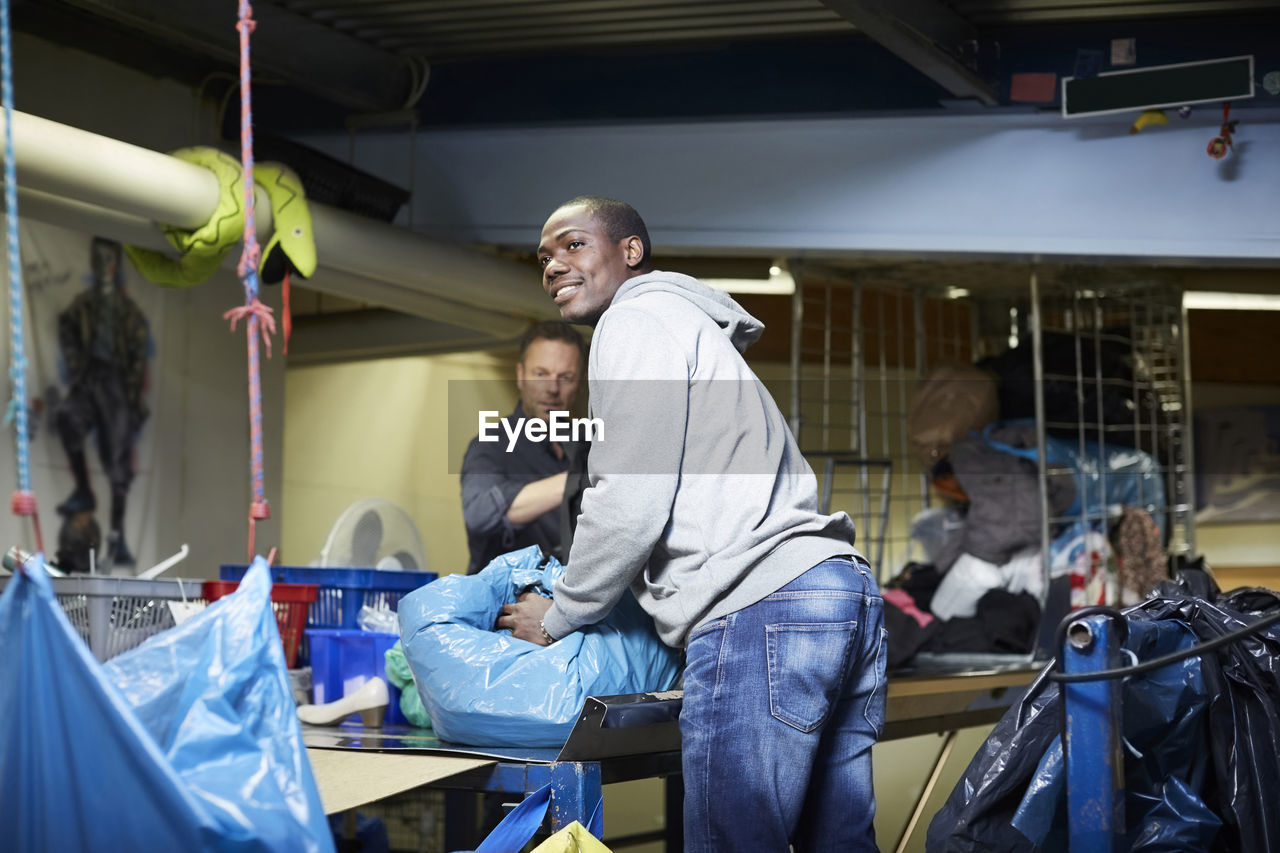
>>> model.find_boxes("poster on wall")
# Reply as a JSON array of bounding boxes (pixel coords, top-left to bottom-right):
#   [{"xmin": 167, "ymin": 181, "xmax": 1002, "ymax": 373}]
[
  {"xmin": 4, "ymin": 220, "xmax": 162, "ymax": 570},
  {"xmin": 1195, "ymin": 406, "xmax": 1280, "ymax": 524}
]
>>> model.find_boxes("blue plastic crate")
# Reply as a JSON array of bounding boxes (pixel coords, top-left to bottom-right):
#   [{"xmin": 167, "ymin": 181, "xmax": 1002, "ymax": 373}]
[
  {"xmin": 220, "ymin": 565, "xmax": 436, "ymax": 662},
  {"xmin": 306, "ymin": 628, "xmax": 407, "ymax": 726}
]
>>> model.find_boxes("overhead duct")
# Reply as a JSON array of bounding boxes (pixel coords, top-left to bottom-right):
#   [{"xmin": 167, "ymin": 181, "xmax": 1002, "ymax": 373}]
[
  {"xmin": 18, "ymin": 186, "xmax": 528, "ymax": 341},
  {"xmin": 1, "ymin": 110, "xmax": 556, "ymax": 335}
]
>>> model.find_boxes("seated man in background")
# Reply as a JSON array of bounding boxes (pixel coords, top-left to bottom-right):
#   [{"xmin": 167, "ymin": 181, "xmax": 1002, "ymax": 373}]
[{"xmin": 460, "ymin": 320, "xmax": 587, "ymax": 574}]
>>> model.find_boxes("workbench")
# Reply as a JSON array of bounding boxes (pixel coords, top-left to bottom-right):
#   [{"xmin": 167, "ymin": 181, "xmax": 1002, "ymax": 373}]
[{"xmin": 304, "ymin": 662, "xmax": 1040, "ymax": 850}]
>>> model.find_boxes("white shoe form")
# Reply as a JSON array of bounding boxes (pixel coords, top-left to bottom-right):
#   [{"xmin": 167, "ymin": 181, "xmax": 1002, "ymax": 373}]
[{"xmin": 296, "ymin": 677, "xmax": 390, "ymax": 727}]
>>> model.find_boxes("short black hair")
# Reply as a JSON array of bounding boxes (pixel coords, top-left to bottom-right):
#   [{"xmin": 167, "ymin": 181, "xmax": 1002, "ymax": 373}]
[
  {"xmin": 519, "ymin": 320, "xmax": 587, "ymax": 365},
  {"xmin": 558, "ymin": 196, "xmax": 651, "ymax": 269}
]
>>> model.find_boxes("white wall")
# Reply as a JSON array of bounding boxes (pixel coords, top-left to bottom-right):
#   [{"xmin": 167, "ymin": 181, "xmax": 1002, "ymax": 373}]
[
  {"xmin": 13, "ymin": 31, "xmax": 211, "ymax": 152},
  {"xmin": 300, "ymin": 107, "xmax": 1280, "ymax": 263},
  {"xmin": 282, "ymin": 351, "xmax": 512, "ymax": 573},
  {"xmin": 0, "ymin": 33, "xmax": 284, "ymax": 574}
]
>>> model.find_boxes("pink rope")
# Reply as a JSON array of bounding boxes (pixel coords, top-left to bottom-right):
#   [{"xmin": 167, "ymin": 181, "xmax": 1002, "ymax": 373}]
[{"xmin": 234, "ymin": 0, "xmax": 270, "ymax": 558}]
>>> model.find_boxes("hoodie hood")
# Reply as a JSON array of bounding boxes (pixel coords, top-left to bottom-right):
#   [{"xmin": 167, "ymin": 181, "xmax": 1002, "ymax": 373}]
[{"xmin": 612, "ymin": 270, "xmax": 764, "ymax": 353}]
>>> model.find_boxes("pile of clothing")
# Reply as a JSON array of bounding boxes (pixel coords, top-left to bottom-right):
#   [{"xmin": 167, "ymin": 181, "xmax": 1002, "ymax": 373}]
[{"xmin": 886, "ymin": 350, "xmax": 1172, "ymax": 668}]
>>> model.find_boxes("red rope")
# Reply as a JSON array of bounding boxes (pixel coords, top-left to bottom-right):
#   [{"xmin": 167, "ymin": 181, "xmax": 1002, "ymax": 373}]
[
  {"xmin": 282, "ymin": 269, "xmax": 291, "ymax": 356},
  {"xmin": 232, "ymin": 0, "xmax": 271, "ymax": 560}
]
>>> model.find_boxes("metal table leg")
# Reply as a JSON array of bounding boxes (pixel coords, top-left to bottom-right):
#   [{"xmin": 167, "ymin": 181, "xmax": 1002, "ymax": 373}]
[
  {"xmin": 665, "ymin": 773, "xmax": 684, "ymax": 852},
  {"xmin": 550, "ymin": 761, "xmax": 604, "ymax": 832},
  {"xmin": 893, "ymin": 729, "xmax": 959, "ymax": 853}
]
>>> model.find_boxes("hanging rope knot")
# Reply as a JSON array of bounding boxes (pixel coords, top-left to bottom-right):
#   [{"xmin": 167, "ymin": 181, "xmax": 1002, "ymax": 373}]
[
  {"xmin": 236, "ymin": 8, "xmax": 256, "ymax": 36},
  {"xmin": 246, "ymin": 499, "xmax": 270, "ymax": 561},
  {"xmin": 223, "ymin": 297, "xmax": 277, "ymax": 357},
  {"xmin": 237, "ymin": 244, "xmax": 261, "ymax": 279},
  {"xmin": 10, "ymin": 490, "xmax": 36, "ymax": 516}
]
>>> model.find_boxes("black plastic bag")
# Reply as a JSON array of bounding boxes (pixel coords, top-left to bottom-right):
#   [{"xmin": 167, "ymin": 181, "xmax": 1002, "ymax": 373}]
[
  {"xmin": 1141, "ymin": 585, "xmax": 1280, "ymax": 852},
  {"xmin": 927, "ymin": 579, "xmax": 1280, "ymax": 852}
]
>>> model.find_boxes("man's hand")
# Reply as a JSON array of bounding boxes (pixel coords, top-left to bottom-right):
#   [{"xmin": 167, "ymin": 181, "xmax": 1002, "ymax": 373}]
[{"xmin": 497, "ymin": 592, "xmax": 555, "ymax": 645}]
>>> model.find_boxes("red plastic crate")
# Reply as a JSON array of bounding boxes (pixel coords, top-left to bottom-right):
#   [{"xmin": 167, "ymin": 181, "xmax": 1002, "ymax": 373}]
[{"xmin": 202, "ymin": 580, "xmax": 319, "ymax": 668}]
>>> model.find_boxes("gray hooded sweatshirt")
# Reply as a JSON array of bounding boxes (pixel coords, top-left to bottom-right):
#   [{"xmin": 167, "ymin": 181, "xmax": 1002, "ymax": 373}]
[{"xmin": 540, "ymin": 270, "xmax": 861, "ymax": 648}]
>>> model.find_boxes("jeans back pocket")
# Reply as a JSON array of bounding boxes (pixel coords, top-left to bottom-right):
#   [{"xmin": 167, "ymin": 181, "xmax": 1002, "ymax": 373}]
[{"xmin": 766, "ymin": 620, "xmax": 858, "ymax": 733}]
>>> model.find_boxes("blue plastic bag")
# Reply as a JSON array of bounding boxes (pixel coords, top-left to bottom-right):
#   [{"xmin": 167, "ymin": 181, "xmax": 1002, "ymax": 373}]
[
  {"xmin": 984, "ymin": 420, "xmax": 1166, "ymax": 534},
  {"xmin": 0, "ymin": 554, "xmax": 334, "ymax": 853},
  {"xmin": 398, "ymin": 546, "xmax": 682, "ymax": 746}
]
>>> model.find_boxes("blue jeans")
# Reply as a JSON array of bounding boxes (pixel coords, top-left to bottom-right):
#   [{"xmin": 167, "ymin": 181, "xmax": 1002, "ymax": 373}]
[{"xmin": 680, "ymin": 556, "xmax": 886, "ymax": 852}]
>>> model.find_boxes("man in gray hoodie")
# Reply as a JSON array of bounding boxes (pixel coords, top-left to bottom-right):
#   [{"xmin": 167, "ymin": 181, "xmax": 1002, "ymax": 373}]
[{"xmin": 499, "ymin": 196, "xmax": 885, "ymax": 851}]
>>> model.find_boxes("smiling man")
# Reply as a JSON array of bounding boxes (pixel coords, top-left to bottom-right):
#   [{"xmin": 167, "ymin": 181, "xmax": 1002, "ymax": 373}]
[
  {"xmin": 498, "ymin": 196, "xmax": 886, "ymax": 852},
  {"xmin": 460, "ymin": 320, "xmax": 587, "ymax": 574}
]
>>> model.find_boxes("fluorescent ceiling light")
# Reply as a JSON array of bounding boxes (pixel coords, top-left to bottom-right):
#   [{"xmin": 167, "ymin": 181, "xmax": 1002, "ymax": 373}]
[
  {"xmin": 1184, "ymin": 291, "xmax": 1280, "ymax": 310},
  {"xmin": 705, "ymin": 269, "xmax": 796, "ymax": 295}
]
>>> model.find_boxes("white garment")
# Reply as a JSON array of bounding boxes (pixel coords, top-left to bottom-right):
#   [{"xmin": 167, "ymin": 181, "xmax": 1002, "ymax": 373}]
[
  {"xmin": 932, "ymin": 549, "xmax": 1045, "ymax": 621},
  {"xmin": 932, "ymin": 554, "xmax": 1003, "ymax": 620},
  {"xmin": 999, "ymin": 548, "xmax": 1045, "ymax": 600}
]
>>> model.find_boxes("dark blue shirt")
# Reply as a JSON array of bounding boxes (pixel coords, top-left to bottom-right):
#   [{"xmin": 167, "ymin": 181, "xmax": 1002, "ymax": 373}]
[{"xmin": 459, "ymin": 402, "xmax": 577, "ymax": 574}]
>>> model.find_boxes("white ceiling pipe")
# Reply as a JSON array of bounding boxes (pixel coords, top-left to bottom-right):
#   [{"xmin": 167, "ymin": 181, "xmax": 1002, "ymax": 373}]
[
  {"xmin": 14, "ymin": 187, "xmax": 531, "ymax": 339},
  {"xmin": 312, "ymin": 203, "xmax": 553, "ymax": 320},
  {"xmin": 303, "ymin": 266, "xmax": 529, "ymax": 337},
  {"xmin": 1, "ymin": 110, "xmax": 556, "ymax": 320},
  {"xmin": 8, "ymin": 112, "xmax": 219, "ymax": 231}
]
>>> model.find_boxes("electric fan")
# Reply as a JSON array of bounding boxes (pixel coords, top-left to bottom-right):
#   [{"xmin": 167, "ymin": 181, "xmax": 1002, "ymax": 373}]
[{"xmin": 317, "ymin": 497, "xmax": 428, "ymax": 572}]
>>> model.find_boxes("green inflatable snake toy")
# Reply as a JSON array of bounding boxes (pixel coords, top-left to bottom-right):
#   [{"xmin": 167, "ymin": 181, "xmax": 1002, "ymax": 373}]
[{"xmin": 124, "ymin": 146, "xmax": 317, "ymax": 288}]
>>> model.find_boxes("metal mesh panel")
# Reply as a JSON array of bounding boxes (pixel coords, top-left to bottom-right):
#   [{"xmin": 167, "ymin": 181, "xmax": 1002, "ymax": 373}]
[
  {"xmin": 789, "ymin": 267, "xmax": 1194, "ymax": 599},
  {"xmin": 1034, "ymin": 280, "xmax": 1195, "ymax": 554},
  {"xmin": 791, "ymin": 274, "xmax": 974, "ymax": 581}
]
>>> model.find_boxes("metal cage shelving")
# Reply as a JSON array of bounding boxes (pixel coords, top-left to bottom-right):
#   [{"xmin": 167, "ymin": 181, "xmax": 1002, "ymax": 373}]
[{"xmin": 786, "ymin": 261, "xmax": 1195, "ymax": 658}]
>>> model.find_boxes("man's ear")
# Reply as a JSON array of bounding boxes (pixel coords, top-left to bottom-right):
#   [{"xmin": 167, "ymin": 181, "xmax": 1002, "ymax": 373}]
[{"xmin": 622, "ymin": 235, "xmax": 645, "ymax": 269}]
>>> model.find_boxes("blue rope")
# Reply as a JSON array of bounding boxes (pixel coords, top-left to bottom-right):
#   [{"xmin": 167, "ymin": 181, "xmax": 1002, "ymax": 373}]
[{"xmin": 0, "ymin": 0, "xmax": 30, "ymax": 495}]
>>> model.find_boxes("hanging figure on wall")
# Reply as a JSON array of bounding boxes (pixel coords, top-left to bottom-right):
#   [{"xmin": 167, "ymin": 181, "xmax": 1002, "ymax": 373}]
[{"xmin": 53, "ymin": 237, "xmax": 152, "ymax": 567}]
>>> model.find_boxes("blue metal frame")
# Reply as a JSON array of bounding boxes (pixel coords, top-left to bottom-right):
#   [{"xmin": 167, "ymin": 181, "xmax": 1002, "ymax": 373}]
[
  {"xmin": 437, "ymin": 752, "xmax": 683, "ymax": 849},
  {"xmin": 1061, "ymin": 612, "xmax": 1125, "ymax": 852},
  {"xmin": 439, "ymin": 760, "xmax": 605, "ymax": 830}
]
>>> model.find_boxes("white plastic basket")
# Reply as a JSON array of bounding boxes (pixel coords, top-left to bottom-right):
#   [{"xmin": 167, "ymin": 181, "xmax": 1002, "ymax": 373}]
[{"xmin": 1, "ymin": 575, "xmax": 199, "ymax": 661}]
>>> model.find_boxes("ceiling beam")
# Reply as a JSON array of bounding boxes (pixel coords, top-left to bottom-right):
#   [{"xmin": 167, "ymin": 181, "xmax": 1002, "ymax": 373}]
[
  {"xmin": 819, "ymin": 0, "xmax": 998, "ymax": 106},
  {"xmin": 52, "ymin": 0, "xmax": 415, "ymax": 113}
]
